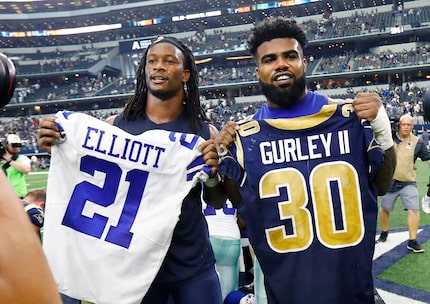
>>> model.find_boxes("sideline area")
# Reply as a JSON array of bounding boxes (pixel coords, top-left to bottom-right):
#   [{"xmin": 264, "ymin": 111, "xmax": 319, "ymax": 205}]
[{"xmin": 374, "ymin": 227, "xmax": 430, "ymax": 304}]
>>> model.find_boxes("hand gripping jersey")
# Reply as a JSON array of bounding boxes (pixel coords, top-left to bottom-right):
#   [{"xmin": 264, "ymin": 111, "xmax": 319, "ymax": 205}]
[
  {"xmin": 218, "ymin": 104, "xmax": 385, "ymax": 304},
  {"xmin": 43, "ymin": 111, "xmax": 211, "ymax": 304}
]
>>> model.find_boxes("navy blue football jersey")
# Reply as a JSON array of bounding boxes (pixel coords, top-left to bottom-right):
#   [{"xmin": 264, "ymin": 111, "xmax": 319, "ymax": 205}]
[
  {"xmin": 23, "ymin": 202, "xmax": 44, "ymax": 228},
  {"xmin": 219, "ymin": 104, "xmax": 384, "ymax": 304}
]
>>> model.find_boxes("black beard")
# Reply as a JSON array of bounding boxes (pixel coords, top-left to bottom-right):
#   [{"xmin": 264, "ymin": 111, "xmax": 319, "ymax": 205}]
[{"xmin": 259, "ymin": 74, "xmax": 307, "ymax": 108}]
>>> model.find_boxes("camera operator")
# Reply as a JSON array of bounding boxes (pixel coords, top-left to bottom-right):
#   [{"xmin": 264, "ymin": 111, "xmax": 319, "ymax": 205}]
[{"xmin": 1, "ymin": 134, "xmax": 31, "ymax": 198}]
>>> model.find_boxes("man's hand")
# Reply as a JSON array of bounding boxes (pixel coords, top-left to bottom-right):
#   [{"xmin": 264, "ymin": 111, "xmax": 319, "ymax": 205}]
[
  {"xmin": 200, "ymin": 138, "xmax": 228, "ymax": 208},
  {"xmin": 351, "ymin": 92, "xmax": 382, "ymax": 121},
  {"xmin": 37, "ymin": 117, "xmax": 60, "ymax": 154},
  {"xmin": 330, "ymin": 92, "xmax": 382, "ymax": 121},
  {"xmin": 215, "ymin": 121, "xmax": 239, "ymax": 151},
  {"xmin": 347, "ymin": 92, "xmax": 392, "ymax": 150},
  {"xmin": 199, "ymin": 139, "xmax": 219, "ymax": 176}
]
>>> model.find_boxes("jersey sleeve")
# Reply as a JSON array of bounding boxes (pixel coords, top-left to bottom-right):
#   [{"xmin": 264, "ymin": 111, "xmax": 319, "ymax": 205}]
[
  {"xmin": 218, "ymin": 143, "xmax": 244, "ymax": 184},
  {"xmin": 23, "ymin": 203, "xmax": 44, "ymax": 228},
  {"xmin": 362, "ymin": 120, "xmax": 386, "ymax": 182}
]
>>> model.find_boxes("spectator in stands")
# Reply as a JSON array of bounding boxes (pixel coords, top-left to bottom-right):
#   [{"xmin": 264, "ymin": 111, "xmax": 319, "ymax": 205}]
[
  {"xmin": 215, "ymin": 16, "xmax": 395, "ymax": 303},
  {"xmin": 0, "ymin": 134, "xmax": 31, "ymax": 198},
  {"xmin": 38, "ymin": 36, "xmax": 229, "ymax": 304},
  {"xmin": 378, "ymin": 114, "xmax": 430, "ymax": 252},
  {"xmin": 0, "ymin": 169, "xmax": 61, "ymax": 303}
]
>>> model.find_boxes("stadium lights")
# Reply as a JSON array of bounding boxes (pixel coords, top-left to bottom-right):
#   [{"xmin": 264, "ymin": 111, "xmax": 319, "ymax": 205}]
[
  {"xmin": 0, "ymin": 0, "xmax": 321, "ymax": 37},
  {"xmin": 226, "ymin": 55, "xmax": 253, "ymax": 60},
  {"xmin": 195, "ymin": 58, "xmax": 213, "ymax": 64},
  {"xmin": 390, "ymin": 27, "xmax": 404, "ymax": 34},
  {"xmin": 172, "ymin": 10, "xmax": 222, "ymax": 22},
  {"xmin": 0, "ymin": 23, "xmax": 122, "ymax": 38}
]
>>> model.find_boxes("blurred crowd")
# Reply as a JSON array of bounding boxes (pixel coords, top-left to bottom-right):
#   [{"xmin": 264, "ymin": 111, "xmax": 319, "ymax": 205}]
[{"xmin": 1, "ymin": 82, "xmax": 428, "ymax": 158}]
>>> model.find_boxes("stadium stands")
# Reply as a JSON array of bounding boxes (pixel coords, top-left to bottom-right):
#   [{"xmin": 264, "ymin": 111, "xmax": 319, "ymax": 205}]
[{"xmin": 0, "ymin": 0, "xmax": 429, "ymax": 154}]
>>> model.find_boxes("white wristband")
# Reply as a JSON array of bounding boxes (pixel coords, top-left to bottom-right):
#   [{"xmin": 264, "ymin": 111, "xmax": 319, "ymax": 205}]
[
  {"xmin": 370, "ymin": 106, "xmax": 394, "ymax": 150},
  {"xmin": 204, "ymin": 173, "xmax": 221, "ymax": 187}
]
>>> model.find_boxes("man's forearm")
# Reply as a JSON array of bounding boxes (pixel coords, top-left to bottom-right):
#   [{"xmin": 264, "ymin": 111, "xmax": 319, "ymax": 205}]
[{"xmin": 374, "ymin": 146, "xmax": 396, "ymax": 196}]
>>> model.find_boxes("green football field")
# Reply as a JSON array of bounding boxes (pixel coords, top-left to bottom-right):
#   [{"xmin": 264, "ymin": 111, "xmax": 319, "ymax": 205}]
[
  {"xmin": 26, "ymin": 160, "xmax": 430, "ymax": 293},
  {"xmin": 26, "ymin": 170, "xmax": 49, "ymax": 191}
]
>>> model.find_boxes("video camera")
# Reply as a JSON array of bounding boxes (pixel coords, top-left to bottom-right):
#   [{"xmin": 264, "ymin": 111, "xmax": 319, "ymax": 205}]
[
  {"xmin": 0, "ymin": 143, "xmax": 5, "ymax": 159},
  {"xmin": 0, "ymin": 52, "xmax": 16, "ymax": 109},
  {"xmin": 0, "ymin": 53, "xmax": 16, "ymax": 158}
]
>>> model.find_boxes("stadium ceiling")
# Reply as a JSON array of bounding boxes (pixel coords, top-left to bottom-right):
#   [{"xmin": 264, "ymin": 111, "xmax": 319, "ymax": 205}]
[
  {"xmin": 0, "ymin": 0, "xmax": 400, "ymax": 39},
  {"xmin": 0, "ymin": 0, "xmax": 399, "ymax": 15}
]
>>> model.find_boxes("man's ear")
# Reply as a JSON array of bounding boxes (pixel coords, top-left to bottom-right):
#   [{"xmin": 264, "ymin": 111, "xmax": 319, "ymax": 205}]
[{"xmin": 182, "ymin": 69, "xmax": 190, "ymax": 82}]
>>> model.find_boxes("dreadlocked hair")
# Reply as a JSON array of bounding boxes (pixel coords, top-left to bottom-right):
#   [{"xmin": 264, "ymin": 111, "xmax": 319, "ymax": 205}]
[
  {"xmin": 247, "ymin": 17, "xmax": 308, "ymax": 57},
  {"xmin": 123, "ymin": 36, "xmax": 209, "ymax": 133}
]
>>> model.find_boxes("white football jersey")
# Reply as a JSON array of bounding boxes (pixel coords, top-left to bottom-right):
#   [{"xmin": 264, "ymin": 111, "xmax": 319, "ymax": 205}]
[
  {"xmin": 203, "ymin": 199, "xmax": 240, "ymax": 240},
  {"xmin": 43, "ymin": 111, "xmax": 210, "ymax": 304}
]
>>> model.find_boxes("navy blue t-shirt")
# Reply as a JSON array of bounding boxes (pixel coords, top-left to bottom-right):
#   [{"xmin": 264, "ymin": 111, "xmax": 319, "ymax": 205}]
[{"xmin": 114, "ymin": 111, "xmax": 215, "ymax": 284}]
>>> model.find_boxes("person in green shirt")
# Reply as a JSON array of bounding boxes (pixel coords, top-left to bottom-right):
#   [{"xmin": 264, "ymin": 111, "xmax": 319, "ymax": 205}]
[{"xmin": 1, "ymin": 134, "xmax": 31, "ymax": 198}]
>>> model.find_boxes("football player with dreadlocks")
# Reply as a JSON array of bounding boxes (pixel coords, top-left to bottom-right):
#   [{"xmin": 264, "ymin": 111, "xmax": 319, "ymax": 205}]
[{"xmin": 38, "ymin": 36, "xmax": 227, "ymax": 304}]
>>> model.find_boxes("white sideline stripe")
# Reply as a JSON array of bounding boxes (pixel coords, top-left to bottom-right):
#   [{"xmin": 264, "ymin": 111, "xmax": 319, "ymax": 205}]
[
  {"xmin": 373, "ymin": 230, "xmax": 418, "ymax": 260},
  {"xmin": 376, "ymin": 289, "xmax": 427, "ymax": 304},
  {"xmin": 374, "ymin": 230, "xmax": 426, "ymax": 304},
  {"xmin": 29, "ymin": 171, "xmax": 49, "ymax": 175}
]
